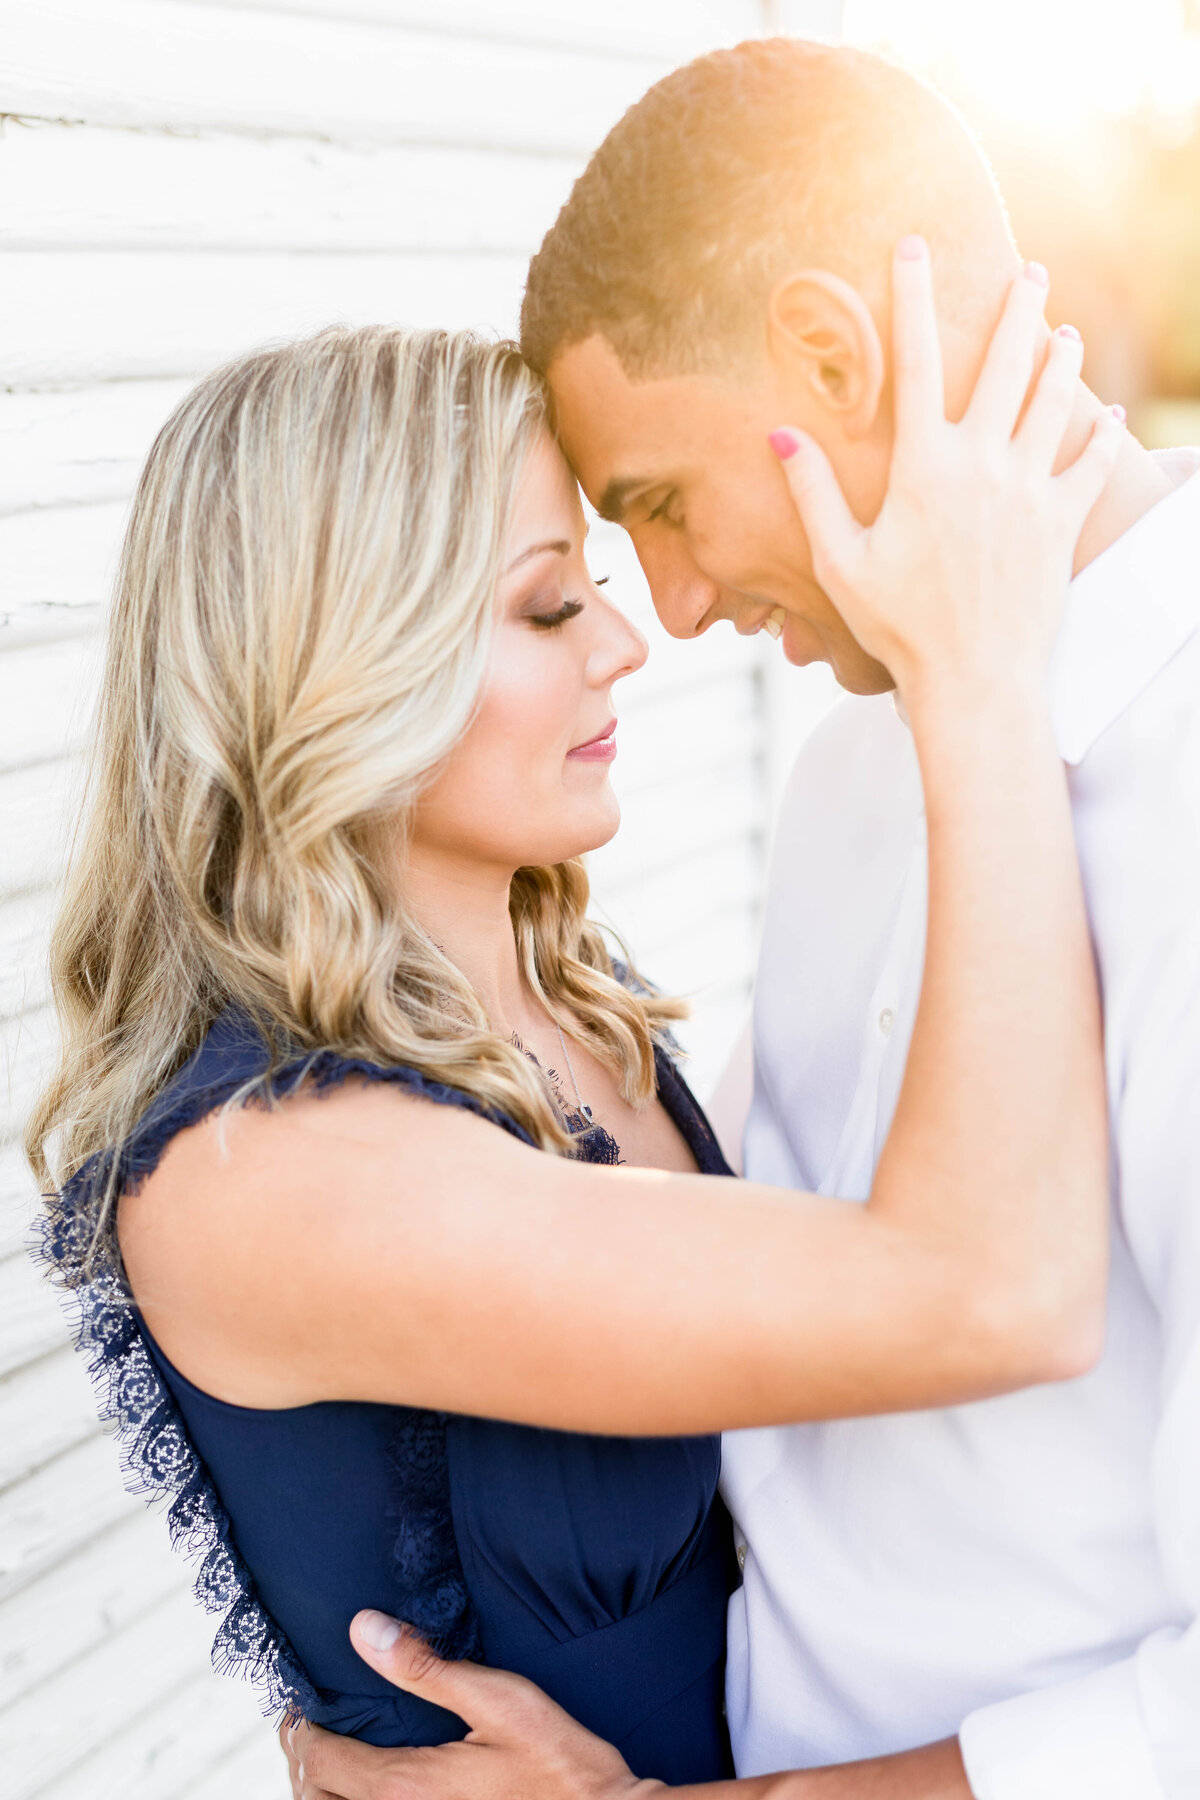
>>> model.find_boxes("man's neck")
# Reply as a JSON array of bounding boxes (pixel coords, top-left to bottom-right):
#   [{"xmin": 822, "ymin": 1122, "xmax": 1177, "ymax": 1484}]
[{"xmin": 1060, "ymin": 387, "xmax": 1177, "ymax": 577}]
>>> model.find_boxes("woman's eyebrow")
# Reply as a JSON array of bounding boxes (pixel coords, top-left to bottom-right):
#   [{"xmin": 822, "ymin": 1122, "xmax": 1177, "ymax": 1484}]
[{"xmin": 503, "ymin": 538, "xmax": 572, "ymax": 574}]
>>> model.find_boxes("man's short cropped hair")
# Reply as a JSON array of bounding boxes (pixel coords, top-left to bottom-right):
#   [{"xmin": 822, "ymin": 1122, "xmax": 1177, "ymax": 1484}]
[{"xmin": 520, "ymin": 38, "xmax": 1013, "ymax": 382}]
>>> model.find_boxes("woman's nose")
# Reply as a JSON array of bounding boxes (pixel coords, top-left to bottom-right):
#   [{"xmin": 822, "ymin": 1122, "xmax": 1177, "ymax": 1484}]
[
  {"xmin": 590, "ymin": 600, "xmax": 648, "ymax": 684},
  {"xmin": 597, "ymin": 608, "xmax": 647, "ymax": 684}
]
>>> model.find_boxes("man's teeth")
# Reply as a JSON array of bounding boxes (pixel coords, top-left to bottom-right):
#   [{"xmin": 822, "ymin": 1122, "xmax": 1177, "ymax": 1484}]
[{"xmin": 763, "ymin": 609, "xmax": 786, "ymax": 640}]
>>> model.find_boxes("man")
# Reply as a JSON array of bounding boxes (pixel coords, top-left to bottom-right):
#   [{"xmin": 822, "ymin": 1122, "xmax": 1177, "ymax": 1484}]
[{"xmin": 291, "ymin": 39, "xmax": 1200, "ymax": 1799}]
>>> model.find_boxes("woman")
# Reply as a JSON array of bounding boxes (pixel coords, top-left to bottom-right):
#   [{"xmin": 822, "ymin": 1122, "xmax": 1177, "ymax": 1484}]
[{"xmin": 30, "ymin": 256, "xmax": 1118, "ymax": 1789}]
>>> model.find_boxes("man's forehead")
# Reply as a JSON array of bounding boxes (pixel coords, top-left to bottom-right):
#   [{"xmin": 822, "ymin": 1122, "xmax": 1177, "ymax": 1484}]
[{"xmin": 547, "ymin": 339, "xmax": 686, "ymax": 516}]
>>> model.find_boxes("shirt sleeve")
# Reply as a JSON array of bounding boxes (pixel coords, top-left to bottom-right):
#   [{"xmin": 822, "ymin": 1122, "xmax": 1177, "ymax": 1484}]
[{"xmin": 961, "ymin": 927, "xmax": 1200, "ymax": 1800}]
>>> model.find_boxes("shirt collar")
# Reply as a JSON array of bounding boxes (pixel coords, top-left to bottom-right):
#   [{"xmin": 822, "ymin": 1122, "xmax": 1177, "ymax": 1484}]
[{"xmin": 1050, "ymin": 450, "xmax": 1200, "ymax": 765}]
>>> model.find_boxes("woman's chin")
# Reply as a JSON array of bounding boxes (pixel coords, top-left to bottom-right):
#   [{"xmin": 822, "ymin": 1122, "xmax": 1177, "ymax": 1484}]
[{"xmin": 525, "ymin": 800, "xmax": 622, "ymax": 866}]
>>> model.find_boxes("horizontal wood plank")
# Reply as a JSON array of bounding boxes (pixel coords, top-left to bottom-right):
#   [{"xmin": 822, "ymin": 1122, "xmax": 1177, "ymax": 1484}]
[
  {"xmin": 0, "ymin": 890, "xmax": 53, "ymax": 1028},
  {"xmin": 176, "ymin": 1726, "xmax": 287, "ymax": 1800},
  {"xmin": 0, "ymin": 632, "xmax": 101, "ymax": 772},
  {"xmin": 0, "ymin": 1432, "xmax": 137, "ymax": 1602},
  {"xmin": 0, "ymin": 250, "xmax": 528, "ymax": 390},
  {"xmin": 0, "ymin": 1343, "xmax": 99, "ymax": 1490},
  {"xmin": 0, "ymin": 1510, "xmax": 183, "ymax": 1708},
  {"xmin": 0, "ymin": 604, "xmax": 103, "ymax": 654},
  {"xmin": 0, "ymin": 1136, "xmax": 41, "ymax": 1260},
  {"xmin": 0, "ymin": 758, "xmax": 81, "ymax": 899},
  {"xmin": 0, "ymin": 1002, "xmax": 58, "ymax": 1148},
  {"xmin": 35, "ymin": 1672, "xmax": 272, "ymax": 1800},
  {"xmin": 0, "ymin": 380, "xmax": 190, "ymax": 516},
  {"xmin": 182, "ymin": 0, "xmax": 769, "ymax": 59},
  {"xmin": 0, "ymin": 1235, "xmax": 70, "ymax": 1380},
  {"xmin": 1, "ymin": 0, "xmax": 661, "ymax": 153},
  {"xmin": 2, "ymin": 1583, "xmax": 233, "ymax": 1799},
  {"xmin": 0, "ymin": 499, "xmax": 127, "ymax": 618},
  {"xmin": 0, "ymin": 122, "xmax": 577, "ymax": 258}
]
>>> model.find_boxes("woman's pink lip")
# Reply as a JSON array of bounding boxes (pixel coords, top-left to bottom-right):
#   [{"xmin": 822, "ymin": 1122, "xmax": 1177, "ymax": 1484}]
[{"xmin": 567, "ymin": 718, "xmax": 618, "ymax": 761}]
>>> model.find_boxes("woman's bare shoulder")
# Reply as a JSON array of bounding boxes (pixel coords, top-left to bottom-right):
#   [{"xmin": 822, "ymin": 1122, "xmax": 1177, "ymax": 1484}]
[{"xmin": 116, "ymin": 1074, "xmax": 511, "ymax": 1405}]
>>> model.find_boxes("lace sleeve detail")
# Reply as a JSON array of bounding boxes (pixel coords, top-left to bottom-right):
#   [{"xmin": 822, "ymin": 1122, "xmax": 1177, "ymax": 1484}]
[
  {"xmin": 37, "ymin": 1163, "xmax": 320, "ymax": 1722},
  {"xmin": 34, "ymin": 1037, "xmax": 531, "ymax": 1720}
]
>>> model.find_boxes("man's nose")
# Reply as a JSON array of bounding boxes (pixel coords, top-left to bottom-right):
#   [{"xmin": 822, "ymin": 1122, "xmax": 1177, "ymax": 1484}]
[{"xmin": 631, "ymin": 531, "xmax": 721, "ymax": 641}]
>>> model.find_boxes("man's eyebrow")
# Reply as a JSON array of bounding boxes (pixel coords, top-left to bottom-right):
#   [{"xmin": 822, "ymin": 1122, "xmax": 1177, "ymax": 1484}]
[
  {"xmin": 503, "ymin": 538, "xmax": 571, "ymax": 575},
  {"xmin": 596, "ymin": 478, "xmax": 649, "ymax": 525}
]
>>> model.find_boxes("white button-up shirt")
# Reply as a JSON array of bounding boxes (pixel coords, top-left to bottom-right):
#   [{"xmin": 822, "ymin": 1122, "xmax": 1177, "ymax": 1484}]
[{"xmin": 722, "ymin": 455, "xmax": 1200, "ymax": 1800}]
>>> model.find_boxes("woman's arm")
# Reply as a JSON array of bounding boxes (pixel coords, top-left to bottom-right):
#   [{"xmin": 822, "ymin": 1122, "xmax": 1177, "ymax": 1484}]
[{"xmin": 120, "ymin": 244, "xmax": 1119, "ymax": 1434}]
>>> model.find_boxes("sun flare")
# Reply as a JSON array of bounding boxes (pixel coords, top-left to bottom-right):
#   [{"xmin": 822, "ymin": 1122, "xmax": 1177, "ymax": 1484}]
[{"xmin": 844, "ymin": 0, "xmax": 1200, "ymax": 134}]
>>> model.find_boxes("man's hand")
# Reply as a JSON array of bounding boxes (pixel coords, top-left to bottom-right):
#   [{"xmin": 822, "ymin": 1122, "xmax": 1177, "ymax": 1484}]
[
  {"xmin": 278, "ymin": 1609, "xmax": 975, "ymax": 1800},
  {"xmin": 280, "ymin": 1610, "xmax": 655, "ymax": 1800}
]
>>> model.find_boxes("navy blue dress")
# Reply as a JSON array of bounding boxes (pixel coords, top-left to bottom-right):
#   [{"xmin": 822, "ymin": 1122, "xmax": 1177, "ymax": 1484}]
[{"xmin": 42, "ymin": 1007, "xmax": 738, "ymax": 1785}]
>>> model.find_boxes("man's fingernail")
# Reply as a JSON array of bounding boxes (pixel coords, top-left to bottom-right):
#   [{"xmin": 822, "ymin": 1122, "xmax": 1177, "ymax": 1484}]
[
  {"xmin": 1024, "ymin": 260, "xmax": 1050, "ymax": 286},
  {"xmin": 357, "ymin": 1609, "xmax": 402, "ymax": 1651},
  {"xmin": 1055, "ymin": 323, "xmax": 1082, "ymax": 342},
  {"xmin": 768, "ymin": 428, "xmax": 802, "ymax": 460},
  {"xmin": 1111, "ymin": 403, "xmax": 1127, "ymax": 423},
  {"xmin": 896, "ymin": 234, "xmax": 926, "ymax": 261}
]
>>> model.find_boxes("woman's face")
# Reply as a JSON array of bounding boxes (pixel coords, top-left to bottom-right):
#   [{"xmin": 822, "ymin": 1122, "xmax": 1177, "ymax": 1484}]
[{"xmin": 410, "ymin": 432, "xmax": 649, "ymax": 874}]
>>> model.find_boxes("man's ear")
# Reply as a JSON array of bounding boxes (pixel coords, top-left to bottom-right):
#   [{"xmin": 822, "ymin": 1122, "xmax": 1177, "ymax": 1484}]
[{"xmin": 766, "ymin": 271, "xmax": 885, "ymax": 440}]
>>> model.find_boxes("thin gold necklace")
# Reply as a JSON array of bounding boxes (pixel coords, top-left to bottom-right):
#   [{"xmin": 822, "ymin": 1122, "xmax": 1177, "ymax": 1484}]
[
  {"xmin": 552, "ymin": 1018, "xmax": 592, "ymax": 1121},
  {"xmin": 510, "ymin": 1017, "xmax": 592, "ymax": 1123}
]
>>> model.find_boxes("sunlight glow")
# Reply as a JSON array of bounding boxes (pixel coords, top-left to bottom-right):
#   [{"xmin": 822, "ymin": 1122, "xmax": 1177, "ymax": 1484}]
[{"xmin": 844, "ymin": 0, "xmax": 1200, "ymax": 134}]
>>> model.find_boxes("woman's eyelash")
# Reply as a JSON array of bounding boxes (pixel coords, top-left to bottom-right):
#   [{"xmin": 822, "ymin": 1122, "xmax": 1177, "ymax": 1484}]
[
  {"xmin": 647, "ymin": 495, "xmax": 679, "ymax": 527},
  {"xmin": 529, "ymin": 599, "xmax": 585, "ymax": 631}
]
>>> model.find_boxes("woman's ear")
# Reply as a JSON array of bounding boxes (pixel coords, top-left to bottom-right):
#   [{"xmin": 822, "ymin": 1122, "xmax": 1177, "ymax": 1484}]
[{"xmin": 766, "ymin": 271, "xmax": 885, "ymax": 440}]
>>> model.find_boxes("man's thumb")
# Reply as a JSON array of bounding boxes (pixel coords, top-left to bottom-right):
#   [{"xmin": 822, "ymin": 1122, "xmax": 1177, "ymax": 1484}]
[
  {"xmin": 768, "ymin": 426, "xmax": 860, "ymax": 592},
  {"xmin": 350, "ymin": 1610, "xmax": 520, "ymax": 1730}
]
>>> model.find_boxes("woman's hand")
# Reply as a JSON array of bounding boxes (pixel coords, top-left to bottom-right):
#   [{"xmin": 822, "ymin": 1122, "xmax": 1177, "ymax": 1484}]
[{"xmin": 770, "ymin": 236, "xmax": 1124, "ymax": 709}]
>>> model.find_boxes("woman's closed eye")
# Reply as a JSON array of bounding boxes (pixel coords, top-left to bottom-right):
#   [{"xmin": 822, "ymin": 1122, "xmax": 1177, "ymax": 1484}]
[
  {"xmin": 527, "ymin": 577, "xmax": 608, "ymax": 631},
  {"xmin": 529, "ymin": 598, "xmax": 585, "ymax": 631}
]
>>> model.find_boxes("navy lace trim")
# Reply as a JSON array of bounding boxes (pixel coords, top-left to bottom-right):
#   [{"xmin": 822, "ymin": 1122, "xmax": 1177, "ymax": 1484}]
[
  {"xmin": 386, "ymin": 1409, "xmax": 481, "ymax": 1661},
  {"xmin": 38, "ymin": 1171, "xmax": 320, "ymax": 1721},
  {"xmin": 36, "ymin": 1042, "xmax": 535, "ymax": 1721}
]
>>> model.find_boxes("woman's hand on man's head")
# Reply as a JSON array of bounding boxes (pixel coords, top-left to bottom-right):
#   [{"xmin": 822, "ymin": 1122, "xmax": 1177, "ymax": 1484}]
[{"xmin": 769, "ymin": 235, "xmax": 1125, "ymax": 713}]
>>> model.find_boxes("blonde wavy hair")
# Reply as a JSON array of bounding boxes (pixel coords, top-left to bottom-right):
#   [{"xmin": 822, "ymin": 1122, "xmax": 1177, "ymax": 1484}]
[{"xmin": 28, "ymin": 324, "xmax": 682, "ymax": 1222}]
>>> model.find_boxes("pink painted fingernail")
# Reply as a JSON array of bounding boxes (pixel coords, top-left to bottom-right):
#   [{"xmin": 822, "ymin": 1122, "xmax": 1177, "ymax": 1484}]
[
  {"xmin": 896, "ymin": 234, "xmax": 926, "ymax": 261},
  {"xmin": 1111, "ymin": 403, "xmax": 1126, "ymax": 423},
  {"xmin": 768, "ymin": 428, "xmax": 802, "ymax": 461},
  {"xmin": 1055, "ymin": 323, "xmax": 1082, "ymax": 342},
  {"xmin": 356, "ymin": 1609, "xmax": 402, "ymax": 1651},
  {"xmin": 1024, "ymin": 261, "xmax": 1050, "ymax": 286}
]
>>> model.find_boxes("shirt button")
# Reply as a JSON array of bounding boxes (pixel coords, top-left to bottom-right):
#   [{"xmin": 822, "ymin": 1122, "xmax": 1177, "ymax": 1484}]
[
  {"xmin": 736, "ymin": 1542, "xmax": 747, "ymax": 1571},
  {"xmin": 878, "ymin": 1007, "xmax": 895, "ymax": 1036}
]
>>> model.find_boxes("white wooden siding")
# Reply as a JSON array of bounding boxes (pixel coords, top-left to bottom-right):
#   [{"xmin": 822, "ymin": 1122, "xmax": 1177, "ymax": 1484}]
[{"xmin": 0, "ymin": 4, "xmax": 840, "ymax": 1794}]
